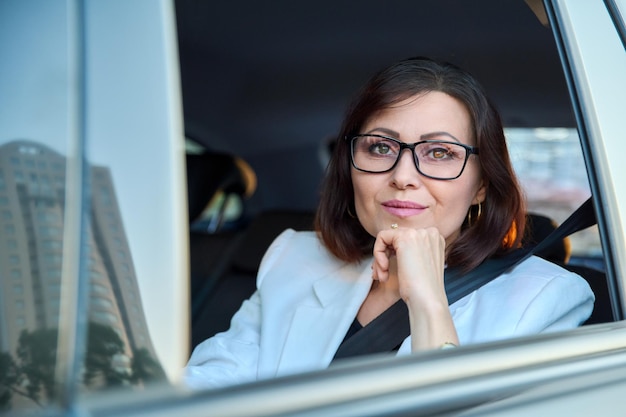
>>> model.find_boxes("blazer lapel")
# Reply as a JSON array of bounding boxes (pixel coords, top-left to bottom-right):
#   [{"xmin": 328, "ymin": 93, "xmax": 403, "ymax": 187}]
[{"xmin": 275, "ymin": 261, "xmax": 372, "ymax": 376}]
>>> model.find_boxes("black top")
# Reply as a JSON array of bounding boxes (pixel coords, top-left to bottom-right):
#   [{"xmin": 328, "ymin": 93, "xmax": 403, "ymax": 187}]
[{"xmin": 332, "ymin": 299, "xmax": 408, "ymax": 361}]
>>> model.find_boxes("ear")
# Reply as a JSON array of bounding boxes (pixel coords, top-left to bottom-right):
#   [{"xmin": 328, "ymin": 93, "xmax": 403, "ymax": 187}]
[{"xmin": 473, "ymin": 179, "xmax": 487, "ymax": 205}]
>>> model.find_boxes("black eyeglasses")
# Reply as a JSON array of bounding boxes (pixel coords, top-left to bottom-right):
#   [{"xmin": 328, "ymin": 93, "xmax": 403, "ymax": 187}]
[{"xmin": 348, "ymin": 134, "xmax": 479, "ymax": 180}]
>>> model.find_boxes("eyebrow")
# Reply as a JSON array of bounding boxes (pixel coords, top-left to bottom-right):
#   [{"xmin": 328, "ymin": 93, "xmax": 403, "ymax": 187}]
[
  {"xmin": 420, "ymin": 131, "xmax": 461, "ymax": 143},
  {"xmin": 365, "ymin": 128, "xmax": 461, "ymax": 143},
  {"xmin": 365, "ymin": 127, "xmax": 400, "ymax": 137}
]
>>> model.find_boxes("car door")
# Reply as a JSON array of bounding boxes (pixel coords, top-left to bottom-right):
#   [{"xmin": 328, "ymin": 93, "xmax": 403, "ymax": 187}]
[{"xmin": 2, "ymin": 0, "xmax": 626, "ymax": 416}]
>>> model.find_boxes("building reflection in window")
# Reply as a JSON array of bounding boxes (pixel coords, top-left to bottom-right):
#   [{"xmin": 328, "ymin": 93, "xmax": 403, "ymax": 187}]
[{"xmin": 0, "ymin": 140, "xmax": 165, "ymax": 412}]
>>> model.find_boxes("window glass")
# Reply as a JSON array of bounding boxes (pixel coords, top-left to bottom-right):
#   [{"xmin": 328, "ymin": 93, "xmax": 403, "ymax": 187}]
[
  {"xmin": 1, "ymin": 1, "xmax": 179, "ymax": 413},
  {"xmin": 0, "ymin": 1, "xmax": 69, "ymax": 412},
  {"xmin": 506, "ymin": 128, "xmax": 602, "ymax": 260}
]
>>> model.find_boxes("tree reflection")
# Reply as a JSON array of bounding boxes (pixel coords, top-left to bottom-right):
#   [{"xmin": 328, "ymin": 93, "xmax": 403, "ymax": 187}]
[
  {"xmin": 15, "ymin": 328, "xmax": 57, "ymax": 406},
  {"xmin": 84, "ymin": 322, "xmax": 127, "ymax": 387},
  {"xmin": 130, "ymin": 347, "xmax": 166, "ymax": 385},
  {"xmin": 0, "ymin": 351, "xmax": 21, "ymax": 411},
  {"xmin": 0, "ymin": 322, "xmax": 165, "ymax": 412}
]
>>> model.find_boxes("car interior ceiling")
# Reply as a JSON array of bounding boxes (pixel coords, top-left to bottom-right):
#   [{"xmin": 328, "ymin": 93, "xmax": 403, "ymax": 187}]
[{"xmin": 173, "ymin": 0, "xmax": 612, "ymax": 349}]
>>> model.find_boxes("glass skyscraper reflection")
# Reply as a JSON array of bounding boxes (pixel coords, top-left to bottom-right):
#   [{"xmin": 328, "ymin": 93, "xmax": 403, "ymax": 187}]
[{"xmin": 0, "ymin": 140, "xmax": 161, "ymax": 408}]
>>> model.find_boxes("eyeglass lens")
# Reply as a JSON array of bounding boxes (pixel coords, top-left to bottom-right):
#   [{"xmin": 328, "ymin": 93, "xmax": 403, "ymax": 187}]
[{"xmin": 351, "ymin": 135, "xmax": 471, "ymax": 179}]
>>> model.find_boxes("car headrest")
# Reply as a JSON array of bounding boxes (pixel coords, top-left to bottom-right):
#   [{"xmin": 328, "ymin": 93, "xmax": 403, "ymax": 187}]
[
  {"xmin": 186, "ymin": 152, "xmax": 256, "ymax": 223},
  {"xmin": 524, "ymin": 213, "xmax": 571, "ymax": 264}
]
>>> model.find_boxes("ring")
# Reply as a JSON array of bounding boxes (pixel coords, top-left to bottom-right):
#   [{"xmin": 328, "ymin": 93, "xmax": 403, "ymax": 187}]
[{"xmin": 391, "ymin": 223, "xmax": 398, "ymax": 229}]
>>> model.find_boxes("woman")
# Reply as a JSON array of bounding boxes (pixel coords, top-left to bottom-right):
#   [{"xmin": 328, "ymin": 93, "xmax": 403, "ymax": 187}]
[{"xmin": 185, "ymin": 57, "xmax": 594, "ymax": 389}]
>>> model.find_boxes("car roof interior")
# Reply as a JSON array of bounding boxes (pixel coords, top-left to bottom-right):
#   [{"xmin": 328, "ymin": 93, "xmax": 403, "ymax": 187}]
[{"xmin": 174, "ymin": 0, "xmax": 575, "ymax": 215}]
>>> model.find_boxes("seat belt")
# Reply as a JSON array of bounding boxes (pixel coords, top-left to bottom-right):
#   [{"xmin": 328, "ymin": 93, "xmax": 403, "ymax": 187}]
[
  {"xmin": 333, "ymin": 197, "xmax": 596, "ymax": 360},
  {"xmin": 445, "ymin": 196, "xmax": 596, "ymax": 305}
]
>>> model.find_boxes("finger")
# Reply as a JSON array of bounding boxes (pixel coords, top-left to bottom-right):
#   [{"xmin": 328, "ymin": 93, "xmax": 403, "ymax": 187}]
[{"xmin": 372, "ymin": 230, "xmax": 396, "ymax": 281}]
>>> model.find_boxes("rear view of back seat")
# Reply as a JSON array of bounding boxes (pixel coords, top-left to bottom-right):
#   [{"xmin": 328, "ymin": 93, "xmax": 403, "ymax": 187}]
[{"xmin": 190, "ymin": 210, "xmax": 315, "ymax": 350}]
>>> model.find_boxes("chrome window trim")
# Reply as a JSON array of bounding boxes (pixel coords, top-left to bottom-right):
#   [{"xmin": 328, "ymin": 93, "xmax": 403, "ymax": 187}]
[{"xmin": 83, "ymin": 323, "xmax": 626, "ymax": 417}]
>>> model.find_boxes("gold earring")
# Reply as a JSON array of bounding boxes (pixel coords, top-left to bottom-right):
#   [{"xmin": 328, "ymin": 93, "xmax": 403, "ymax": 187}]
[
  {"xmin": 467, "ymin": 203, "xmax": 483, "ymax": 227},
  {"xmin": 347, "ymin": 206, "xmax": 356, "ymax": 218}
]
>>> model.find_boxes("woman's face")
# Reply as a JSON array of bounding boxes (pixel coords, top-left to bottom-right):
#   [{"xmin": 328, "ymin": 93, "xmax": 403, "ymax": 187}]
[{"xmin": 351, "ymin": 91, "xmax": 486, "ymax": 246}]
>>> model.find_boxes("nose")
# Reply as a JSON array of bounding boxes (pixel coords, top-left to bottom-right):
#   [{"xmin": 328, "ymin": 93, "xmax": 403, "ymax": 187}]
[{"xmin": 390, "ymin": 147, "xmax": 423, "ymax": 189}]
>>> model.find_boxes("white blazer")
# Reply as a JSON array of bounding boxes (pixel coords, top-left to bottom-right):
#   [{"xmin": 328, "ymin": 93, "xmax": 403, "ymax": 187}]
[{"xmin": 185, "ymin": 229, "xmax": 595, "ymax": 390}]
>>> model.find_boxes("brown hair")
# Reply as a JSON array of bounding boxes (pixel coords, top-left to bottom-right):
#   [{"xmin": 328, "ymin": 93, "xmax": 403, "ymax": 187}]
[{"xmin": 315, "ymin": 57, "xmax": 525, "ymax": 272}]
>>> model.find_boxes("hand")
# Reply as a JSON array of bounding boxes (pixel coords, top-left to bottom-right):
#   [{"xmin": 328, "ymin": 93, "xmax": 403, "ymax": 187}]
[
  {"xmin": 371, "ymin": 225, "xmax": 459, "ymax": 350},
  {"xmin": 372, "ymin": 226, "xmax": 446, "ymax": 305}
]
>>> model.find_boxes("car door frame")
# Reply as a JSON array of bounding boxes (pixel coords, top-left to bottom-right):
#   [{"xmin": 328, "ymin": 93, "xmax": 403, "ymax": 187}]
[{"xmin": 82, "ymin": 0, "xmax": 626, "ymax": 416}]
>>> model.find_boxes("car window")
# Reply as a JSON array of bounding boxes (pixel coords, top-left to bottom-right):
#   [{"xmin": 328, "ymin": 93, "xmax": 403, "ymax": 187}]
[
  {"xmin": 0, "ymin": 1, "xmax": 186, "ymax": 414},
  {"xmin": 0, "ymin": 3, "xmax": 69, "ymax": 412},
  {"xmin": 506, "ymin": 128, "xmax": 601, "ymax": 259}
]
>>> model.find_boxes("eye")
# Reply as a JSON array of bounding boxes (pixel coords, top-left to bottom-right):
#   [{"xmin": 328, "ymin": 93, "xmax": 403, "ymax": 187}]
[
  {"xmin": 370, "ymin": 142, "xmax": 392, "ymax": 155},
  {"xmin": 418, "ymin": 142, "xmax": 464, "ymax": 161},
  {"xmin": 429, "ymin": 147, "xmax": 450, "ymax": 159},
  {"xmin": 360, "ymin": 137, "xmax": 399, "ymax": 157}
]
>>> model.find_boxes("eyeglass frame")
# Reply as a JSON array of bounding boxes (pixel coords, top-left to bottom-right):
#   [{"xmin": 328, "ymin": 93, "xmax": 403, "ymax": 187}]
[{"xmin": 347, "ymin": 133, "xmax": 480, "ymax": 180}]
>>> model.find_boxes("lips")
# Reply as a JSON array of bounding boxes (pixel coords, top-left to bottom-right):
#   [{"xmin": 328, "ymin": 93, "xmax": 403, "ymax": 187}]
[{"xmin": 381, "ymin": 200, "xmax": 427, "ymax": 218}]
